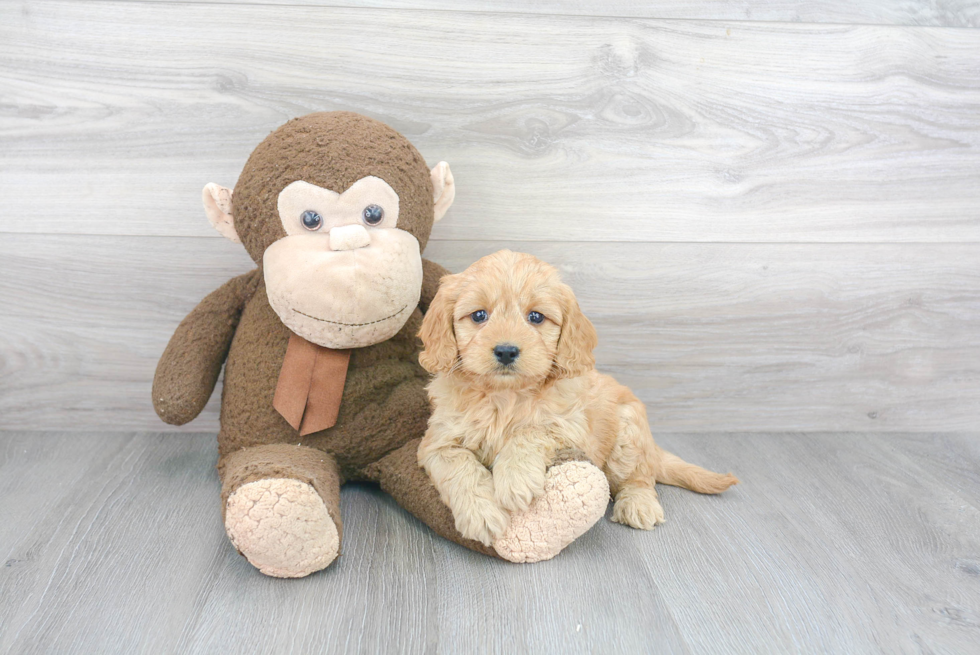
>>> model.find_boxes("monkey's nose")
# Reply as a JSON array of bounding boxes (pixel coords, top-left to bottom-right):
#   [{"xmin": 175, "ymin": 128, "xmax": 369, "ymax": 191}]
[
  {"xmin": 493, "ymin": 344, "xmax": 520, "ymax": 366},
  {"xmin": 329, "ymin": 224, "xmax": 371, "ymax": 251}
]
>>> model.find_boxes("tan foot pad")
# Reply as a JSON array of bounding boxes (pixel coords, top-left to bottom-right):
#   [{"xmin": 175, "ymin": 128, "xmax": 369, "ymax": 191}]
[
  {"xmin": 225, "ymin": 478, "xmax": 339, "ymax": 578},
  {"xmin": 493, "ymin": 461, "xmax": 610, "ymax": 563}
]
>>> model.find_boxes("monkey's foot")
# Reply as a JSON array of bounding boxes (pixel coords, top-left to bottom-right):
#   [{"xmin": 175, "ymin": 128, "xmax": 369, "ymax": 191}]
[
  {"xmin": 225, "ymin": 478, "xmax": 339, "ymax": 578},
  {"xmin": 493, "ymin": 461, "xmax": 610, "ymax": 563}
]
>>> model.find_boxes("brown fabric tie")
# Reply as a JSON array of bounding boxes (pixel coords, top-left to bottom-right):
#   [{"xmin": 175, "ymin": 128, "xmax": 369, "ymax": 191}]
[{"xmin": 273, "ymin": 333, "xmax": 351, "ymax": 436}]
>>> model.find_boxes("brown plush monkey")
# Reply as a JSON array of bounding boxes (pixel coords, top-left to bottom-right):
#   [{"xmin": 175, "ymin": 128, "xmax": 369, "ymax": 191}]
[{"xmin": 153, "ymin": 112, "xmax": 608, "ymax": 577}]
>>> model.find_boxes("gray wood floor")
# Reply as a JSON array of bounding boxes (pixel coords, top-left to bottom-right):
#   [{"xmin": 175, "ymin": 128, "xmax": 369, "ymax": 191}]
[{"xmin": 2, "ymin": 431, "xmax": 978, "ymax": 654}]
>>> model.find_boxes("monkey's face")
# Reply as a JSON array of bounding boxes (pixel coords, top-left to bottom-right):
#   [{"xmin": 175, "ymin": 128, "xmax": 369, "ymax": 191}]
[
  {"xmin": 202, "ymin": 112, "xmax": 456, "ymax": 349},
  {"xmin": 263, "ymin": 176, "xmax": 424, "ymax": 349}
]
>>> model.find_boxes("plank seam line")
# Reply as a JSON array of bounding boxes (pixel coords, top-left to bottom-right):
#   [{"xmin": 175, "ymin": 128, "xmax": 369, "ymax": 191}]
[
  {"xmin": 2, "ymin": 233, "xmax": 979, "ymax": 246},
  {"xmin": 44, "ymin": 0, "xmax": 980, "ymax": 31},
  {"xmin": 0, "ymin": 430, "xmax": 974, "ymax": 436}
]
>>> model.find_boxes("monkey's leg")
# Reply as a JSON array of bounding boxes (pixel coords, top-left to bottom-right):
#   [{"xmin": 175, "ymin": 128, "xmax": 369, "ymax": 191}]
[
  {"xmin": 368, "ymin": 441, "xmax": 610, "ymax": 562},
  {"xmin": 219, "ymin": 444, "xmax": 343, "ymax": 578}
]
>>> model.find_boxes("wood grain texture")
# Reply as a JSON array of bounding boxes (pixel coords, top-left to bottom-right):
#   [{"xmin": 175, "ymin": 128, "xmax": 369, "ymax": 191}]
[
  {"xmin": 2, "ymin": 1, "xmax": 980, "ymax": 242},
  {"xmin": 1, "ymin": 235, "xmax": 978, "ymax": 432},
  {"xmin": 1, "ymin": 431, "xmax": 978, "ymax": 653},
  {"xmin": 646, "ymin": 432, "xmax": 980, "ymax": 653},
  {"xmin": 887, "ymin": 433, "xmax": 980, "ymax": 509},
  {"xmin": 118, "ymin": 0, "xmax": 980, "ymax": 28}
]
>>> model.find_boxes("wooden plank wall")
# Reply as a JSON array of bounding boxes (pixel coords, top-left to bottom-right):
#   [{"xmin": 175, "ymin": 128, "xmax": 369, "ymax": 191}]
[{"xmin": 1, "ymin": 0, "xmax": 978, "ymax": 432}]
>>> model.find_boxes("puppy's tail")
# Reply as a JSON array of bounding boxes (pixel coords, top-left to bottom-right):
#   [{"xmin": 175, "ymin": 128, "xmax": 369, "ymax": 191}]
[{"xmin": 656, "ymin": 450, "xmax": 739, "ymax": 494}]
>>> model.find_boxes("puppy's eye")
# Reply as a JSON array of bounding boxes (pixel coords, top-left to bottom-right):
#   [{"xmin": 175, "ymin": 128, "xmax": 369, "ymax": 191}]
[
  {"xmin": 301, "ymin": 210, "xmax": 322, "ymax": 231},
  {"xmin": 471, "ymin": 310, "xmax": 488, "ymax": 323},
  {"xmin": 362, "ymin": 204, "xmax": 384, "ymax": 226},
  {"xmin": 527, "ymin": 311, "xmax": 544, "ymax": 325}
]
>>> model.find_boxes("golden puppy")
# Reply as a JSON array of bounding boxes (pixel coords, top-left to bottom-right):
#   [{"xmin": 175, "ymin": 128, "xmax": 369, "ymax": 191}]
[{"xmin": 417, "ymin": 250, "xmax": 738, "ymax": 546}]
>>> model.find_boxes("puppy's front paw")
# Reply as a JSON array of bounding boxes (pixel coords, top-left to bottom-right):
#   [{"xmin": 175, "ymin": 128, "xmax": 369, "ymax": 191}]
[
  {"xmin": 493, "ymin": 464, "xmax": 546, "ymax": 513},
  {"xmin": 612, "ymin": 487, "xmax": 665, "ymax": 530},
  {"xmin": 454, "ymin": 496, "xmax": 510, "ymax": 547}
]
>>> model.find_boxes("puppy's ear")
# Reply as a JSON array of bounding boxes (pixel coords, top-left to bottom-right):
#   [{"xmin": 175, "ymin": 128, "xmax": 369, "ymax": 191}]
[
  {"xmin": 419, "ymin": 273, "xmax": 461, "ymax": 374},
  {"xmin": 552, "ymin": 282, "xmax": 598, "ymax": 379}
]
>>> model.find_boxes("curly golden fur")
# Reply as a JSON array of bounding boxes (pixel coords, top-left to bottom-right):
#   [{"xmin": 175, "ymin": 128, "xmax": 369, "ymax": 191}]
[{"xmin": 417, "ymin": 250, "xmax": 738, "ymax": 546}]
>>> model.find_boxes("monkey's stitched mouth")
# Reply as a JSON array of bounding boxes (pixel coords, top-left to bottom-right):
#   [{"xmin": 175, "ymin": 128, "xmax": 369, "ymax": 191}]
[{"xmin": 292, "ymin": 305, "xmax": 409, "ymax": 327}]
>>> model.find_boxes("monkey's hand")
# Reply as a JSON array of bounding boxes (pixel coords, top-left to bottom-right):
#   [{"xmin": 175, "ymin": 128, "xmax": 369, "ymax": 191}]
[{"xmin": 152, "ymin": 269, "xmax": 260, "ymax": 425}]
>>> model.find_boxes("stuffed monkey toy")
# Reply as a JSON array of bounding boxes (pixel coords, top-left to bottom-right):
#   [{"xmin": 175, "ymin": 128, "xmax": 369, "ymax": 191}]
[{"xmin": 152, "ymin": 112, "xmax": 609, "ymax": 577}]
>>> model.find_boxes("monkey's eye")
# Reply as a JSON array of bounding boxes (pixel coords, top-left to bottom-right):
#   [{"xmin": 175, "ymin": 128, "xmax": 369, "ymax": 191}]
[
  {"xmin": 300, "ymin": 210, "xmax": 322, "ymax": 231},
  {"xmin": 362, "ymin": 204, "xmax": 384, "ymax": 226},
  {"xmin": 528, "ymin": 311, "xmax": 544, "ymax": 325},
  {"xmin": 471, "ymin": 310, "xmax": 488, "ymax": 324}
]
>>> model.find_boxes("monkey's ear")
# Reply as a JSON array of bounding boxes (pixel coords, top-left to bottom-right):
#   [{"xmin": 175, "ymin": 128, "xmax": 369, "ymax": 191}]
[
  {"xmin": 430, "ymin": 162, "xmax": 455, "ymax": 223},
  {"xmin": 202, "ymin": 183, "xmax": 241, "ymax": 243}
]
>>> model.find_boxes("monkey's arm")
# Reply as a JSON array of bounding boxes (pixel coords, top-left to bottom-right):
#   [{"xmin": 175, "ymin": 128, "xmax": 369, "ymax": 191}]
[
  {"xmin": 420, "ymin": 258, "xmax": 452, "ymax": 314},
  {"xmin": 152, "ymin": 269, "xmax": 262, "ymax": 425}
]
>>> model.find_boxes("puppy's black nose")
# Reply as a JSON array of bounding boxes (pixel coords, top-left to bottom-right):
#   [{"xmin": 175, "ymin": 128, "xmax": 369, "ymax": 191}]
[{"xmin": 493, "ymin": 344, "xmax": 520, "ymax": 365}]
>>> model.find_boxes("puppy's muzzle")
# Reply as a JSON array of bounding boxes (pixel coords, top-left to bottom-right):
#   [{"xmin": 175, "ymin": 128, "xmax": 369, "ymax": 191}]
[{"xmin": 493, "ymin": 343, "xmax": 520, "ymax": 366}]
